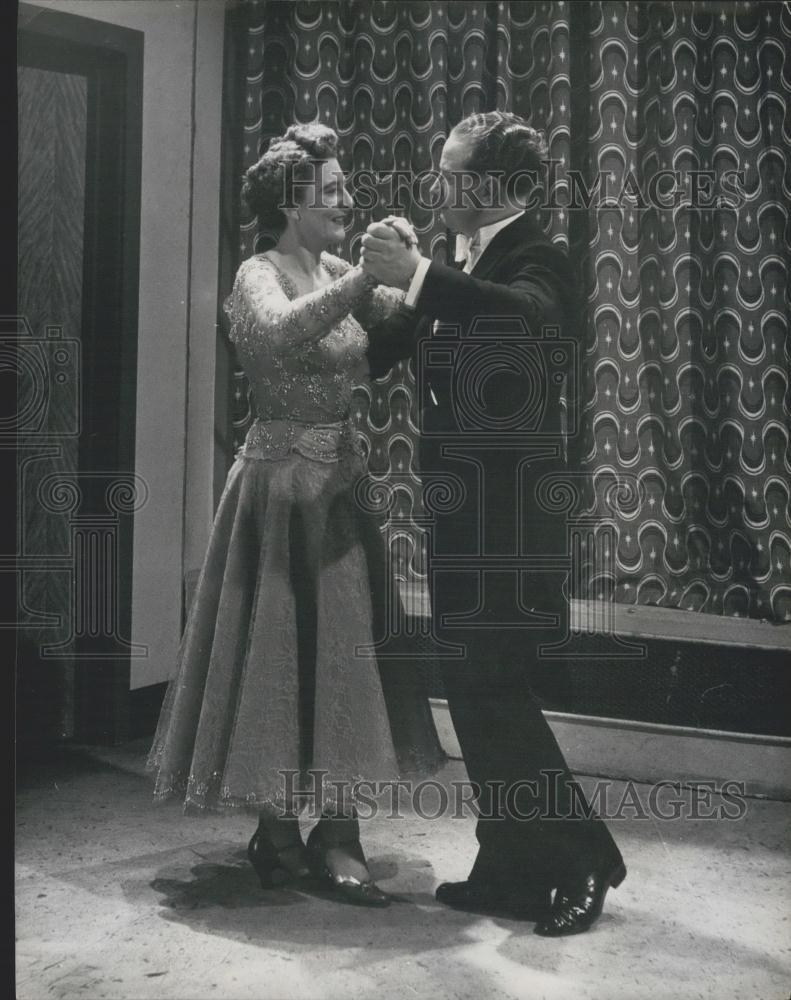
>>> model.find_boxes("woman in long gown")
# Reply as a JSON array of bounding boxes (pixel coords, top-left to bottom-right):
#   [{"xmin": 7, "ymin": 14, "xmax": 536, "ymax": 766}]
[{"xmin": 147, "ymin": 123, "xmax": 446, "ymax": 907}]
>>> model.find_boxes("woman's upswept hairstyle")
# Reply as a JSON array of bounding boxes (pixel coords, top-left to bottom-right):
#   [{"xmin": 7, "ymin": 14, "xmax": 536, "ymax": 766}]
[{"xmin": 242, "ymin": 122, "xmax": 339, "ymax": 234}]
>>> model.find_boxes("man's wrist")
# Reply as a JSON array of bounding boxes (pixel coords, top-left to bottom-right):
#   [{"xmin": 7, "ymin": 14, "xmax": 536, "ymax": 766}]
[{"xmin": 398, "ymin": 255, "xmax": 419, "ymax": 290}]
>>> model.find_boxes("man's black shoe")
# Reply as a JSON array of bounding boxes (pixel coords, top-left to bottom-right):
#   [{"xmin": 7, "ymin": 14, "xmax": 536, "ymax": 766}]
[
  {"xmin": 435, "ymin": 879, "xmax": 551, "ymax": 921},
  {"xmin": 533, "ymin": 861, "xmax": 627, "ymax": 936}
]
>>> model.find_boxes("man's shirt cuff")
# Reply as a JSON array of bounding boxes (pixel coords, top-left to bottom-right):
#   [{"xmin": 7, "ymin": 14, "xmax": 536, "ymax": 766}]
[{"xmin": 404, "ymin": 256, "xmax": 432, "ymax": 308}]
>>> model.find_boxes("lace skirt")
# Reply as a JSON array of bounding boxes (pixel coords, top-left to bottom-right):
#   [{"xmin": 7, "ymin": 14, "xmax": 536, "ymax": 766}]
[{"xmin": 147, "ymin": 418, "xmax": 446, "ymax": 814}]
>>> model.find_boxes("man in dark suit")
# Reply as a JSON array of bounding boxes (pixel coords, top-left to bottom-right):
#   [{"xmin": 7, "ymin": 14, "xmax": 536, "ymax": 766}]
[{"xmin": 361, "ymin": 111, "xmax": 626, "ymax": 936}]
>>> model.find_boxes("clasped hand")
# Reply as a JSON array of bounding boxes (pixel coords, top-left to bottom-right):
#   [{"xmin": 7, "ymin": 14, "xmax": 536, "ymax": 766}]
[{"xmin": 360, "ymin": 216, "xmax": 422, "ymax": 288}]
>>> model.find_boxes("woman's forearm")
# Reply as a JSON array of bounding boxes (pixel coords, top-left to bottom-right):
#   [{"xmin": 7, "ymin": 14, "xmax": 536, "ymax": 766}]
[{"xmin": 227, "ymin": 259, "xmax": 377, "ymax": 352}]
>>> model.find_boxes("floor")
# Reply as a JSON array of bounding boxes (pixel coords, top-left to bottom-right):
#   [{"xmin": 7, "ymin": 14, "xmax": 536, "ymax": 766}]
[{"xmin": 15, "ymin": 740, "xmax": 791, "ymax": 1000}]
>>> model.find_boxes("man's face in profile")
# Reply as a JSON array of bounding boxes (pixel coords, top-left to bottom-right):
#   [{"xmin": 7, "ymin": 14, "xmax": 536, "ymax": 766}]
[{"xmin": 429, "ymin": 131, "xmax": 494, "ymax": 236}]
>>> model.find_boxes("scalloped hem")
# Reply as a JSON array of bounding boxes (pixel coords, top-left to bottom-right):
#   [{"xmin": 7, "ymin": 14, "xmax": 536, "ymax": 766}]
[{"xmin": 147, "ymin": 751, "xmax": 450, "ymax": 818}]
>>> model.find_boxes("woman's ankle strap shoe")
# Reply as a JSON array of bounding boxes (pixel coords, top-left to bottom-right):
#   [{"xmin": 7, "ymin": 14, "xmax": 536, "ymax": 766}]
[{"xmin": 247, "ymin": 830, "xmax": 311, "ymax": 889}]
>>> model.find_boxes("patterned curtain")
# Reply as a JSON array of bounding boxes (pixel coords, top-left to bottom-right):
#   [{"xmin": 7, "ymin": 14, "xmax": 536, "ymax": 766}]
[
  {"xmin": 227, "ymin": 0, "xmax": 791, "ymax": 622},
  {"xmin": 574, "ymin": 2, "xmax": 791, "ymax": 622}
]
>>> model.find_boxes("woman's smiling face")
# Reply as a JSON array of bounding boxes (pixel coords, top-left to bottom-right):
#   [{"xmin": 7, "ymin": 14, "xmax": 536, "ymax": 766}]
[{"xmin": 294, "ymin": 156, "xmax": 354, "ymax": 247}]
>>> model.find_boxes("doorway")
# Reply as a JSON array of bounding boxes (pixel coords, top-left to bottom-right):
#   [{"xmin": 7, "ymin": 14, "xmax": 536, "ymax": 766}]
[{"xmin": 17, "ymin": 5, "xmax": 143, "ymax": 750}]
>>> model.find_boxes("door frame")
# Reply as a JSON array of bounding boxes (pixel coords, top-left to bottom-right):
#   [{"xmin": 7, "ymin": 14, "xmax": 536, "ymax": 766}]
[{"xmin": 18, "ymin": 4, "xmax": 143, "ymax": 744}]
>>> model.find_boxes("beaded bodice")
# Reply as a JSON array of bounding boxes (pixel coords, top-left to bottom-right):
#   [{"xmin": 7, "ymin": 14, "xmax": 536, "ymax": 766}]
[{"xmin": 224, "ymin": 253, "xmax": 383, "ymax": 423}]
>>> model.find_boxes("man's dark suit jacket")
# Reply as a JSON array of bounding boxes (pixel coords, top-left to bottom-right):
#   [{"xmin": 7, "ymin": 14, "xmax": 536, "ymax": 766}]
[{"xmin": 366, "ymin": 211, "xmax": 578, "ymax": 637}]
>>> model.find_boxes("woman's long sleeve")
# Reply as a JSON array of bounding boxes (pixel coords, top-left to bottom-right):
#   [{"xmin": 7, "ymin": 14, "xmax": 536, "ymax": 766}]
[
  {"xmin": 224, "ymin": 256, "xmax": 376, "ymax": 353},
  {"xmin": 319, "ymin": 252, "xmax": 407, "ymax": 329}
]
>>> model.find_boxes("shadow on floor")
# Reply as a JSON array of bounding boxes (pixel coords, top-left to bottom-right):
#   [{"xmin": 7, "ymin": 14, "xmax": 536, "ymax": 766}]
[
  {"xmin": 141, "ymin": 844, "xmax": 788, "ymax": 986},
  {"xmin": 141, "ymin": 841, "xmax": 549, "ymax": 955}
]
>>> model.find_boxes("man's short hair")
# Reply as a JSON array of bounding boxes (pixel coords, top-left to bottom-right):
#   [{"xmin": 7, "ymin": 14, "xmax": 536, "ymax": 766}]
[{"xmin": 452, "ymin": 111, "xmax": 548, "ymax": 196}]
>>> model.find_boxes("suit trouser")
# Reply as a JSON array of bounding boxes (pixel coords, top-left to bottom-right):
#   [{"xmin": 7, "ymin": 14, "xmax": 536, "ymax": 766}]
[
  {"xmin": 438, "ymin": 628, "xmax": 623, "ymax": 889},
  {"xmin": 419, "ymin": 441, "xmax": 623, "ymax": 889}
]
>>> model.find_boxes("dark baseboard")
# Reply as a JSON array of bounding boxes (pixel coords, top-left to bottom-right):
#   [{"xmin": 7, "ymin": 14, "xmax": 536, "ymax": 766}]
[{"xmin": 406, "ymin": 631, "xmax": 791, "ymax": 739}]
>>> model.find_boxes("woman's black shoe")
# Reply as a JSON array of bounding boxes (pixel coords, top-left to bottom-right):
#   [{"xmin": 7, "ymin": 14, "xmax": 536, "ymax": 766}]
[
  {"xmin": 247, "ymin": 829, "xmax": 311, "ymax": 889},
  {"xmin": 305, "ymin": 823, "xmax": 390, "ymax": 907}
]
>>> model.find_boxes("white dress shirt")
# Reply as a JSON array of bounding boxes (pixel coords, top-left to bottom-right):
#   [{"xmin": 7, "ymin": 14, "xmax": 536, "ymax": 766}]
[{"xmin": 404, "ymin": 210, "xmax": 524, "ymax": 307}]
